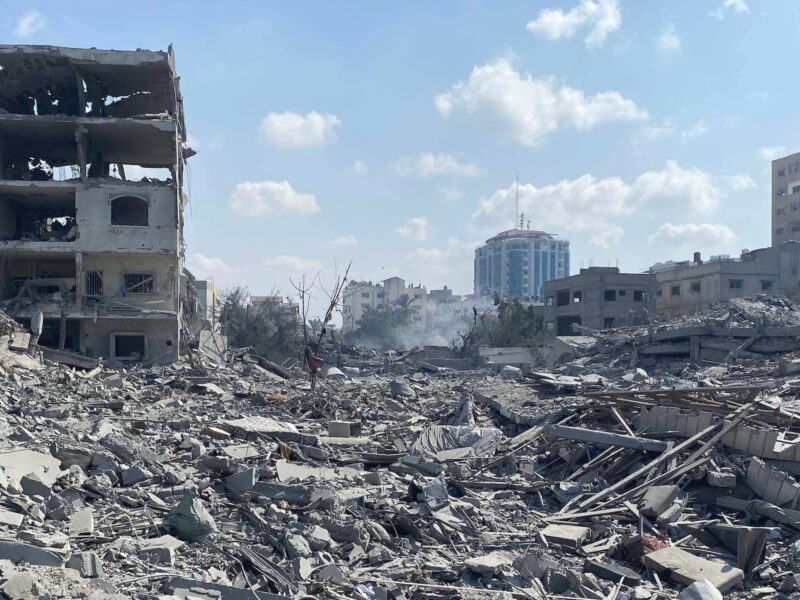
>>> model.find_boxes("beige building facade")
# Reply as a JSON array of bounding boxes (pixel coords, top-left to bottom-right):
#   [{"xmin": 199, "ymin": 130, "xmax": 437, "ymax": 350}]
[
  {"xmin": 772, "ymin": 151, "xmax": 800, "ymax": 246},
  {"xmin": 0, "ymin": 45, "xmax": 192, "ymax": 366}
]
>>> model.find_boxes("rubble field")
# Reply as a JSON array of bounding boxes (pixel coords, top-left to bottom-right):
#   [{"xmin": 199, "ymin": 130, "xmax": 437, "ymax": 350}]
[{"xmin": 3, "ymin": 298, "xmax": 800, "ymax": 598}]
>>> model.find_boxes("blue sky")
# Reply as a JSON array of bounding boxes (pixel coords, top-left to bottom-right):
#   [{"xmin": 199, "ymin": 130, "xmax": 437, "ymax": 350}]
[{"xmin": 7, "ymin": 1, "xmax": 799, "ymax": 318}]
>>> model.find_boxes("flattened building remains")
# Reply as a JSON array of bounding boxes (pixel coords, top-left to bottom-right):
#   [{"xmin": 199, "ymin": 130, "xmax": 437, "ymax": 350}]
[{"xmin": 0, "ymin": 45, "xmax": 193, "ymax": 367}]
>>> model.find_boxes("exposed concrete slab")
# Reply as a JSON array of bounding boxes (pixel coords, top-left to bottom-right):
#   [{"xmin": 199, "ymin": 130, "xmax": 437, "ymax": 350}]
[
  {"xmin": 639, "ymin": 485, "xmax": 681, "ymax": 519},
  {"xmin": 0, "ymin": 449, "xmax": 60, "ymax": 488},
  {"xmin": 642, "ymin": 547, "xmax": 743, "ymax": 592},
  {"xmin": 164, "ymin": 576, "xmax": 289, "ymax": 599},
  {"xmin": 0, "ymin": 539, "xmax": 64, "ymax": 567},
  {"xmin": 540, "ymin": 524, "xmax": 590, "ymax": 549}
]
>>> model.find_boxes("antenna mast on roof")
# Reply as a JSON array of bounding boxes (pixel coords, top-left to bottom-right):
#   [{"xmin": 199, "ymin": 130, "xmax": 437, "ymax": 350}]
[{"xmin": 515, "ymin": 171, "xmax": 519, "ymax": 229}]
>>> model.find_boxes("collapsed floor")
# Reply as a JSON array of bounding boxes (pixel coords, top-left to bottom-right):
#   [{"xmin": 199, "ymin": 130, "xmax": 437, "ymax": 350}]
[{"xmin": 1, "ymin": 299, "xmax": 800, "ymax": 598}]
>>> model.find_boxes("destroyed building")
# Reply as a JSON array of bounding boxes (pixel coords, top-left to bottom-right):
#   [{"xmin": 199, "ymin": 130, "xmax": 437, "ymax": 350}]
[
  {"xmin": 652, "ymin": 245, "xmax": 800, "ymax": 317},
  {"xmin": 0, "ymin": 45, "xmax": 193, "ymax": 366},
  {"xmin": 772, "ymin": 149, "xmax": 800, "ymax": 246},
  {"xmin": 541, "ymin": 266, "xmax": 656, "ymax": 335}
]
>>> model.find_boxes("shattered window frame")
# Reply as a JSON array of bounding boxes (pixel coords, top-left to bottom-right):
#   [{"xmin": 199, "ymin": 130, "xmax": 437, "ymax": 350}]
[
  {"xmin": 123, "ymin": 273, "xmax": 155, "ymax": 295},
  {"xmin": 110, "ymin": 195, "xmax": 150, "ymax": 227},
  {"xmin": 85, "ymin": 270, "xmax": 103, "ymax": 296}
]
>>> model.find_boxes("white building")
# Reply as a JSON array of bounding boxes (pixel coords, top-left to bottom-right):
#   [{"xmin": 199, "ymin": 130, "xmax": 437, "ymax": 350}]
[
  {"xmin": 341, "ymin": 277, "xmax": 427, "ymax": 332},
  {"xmin": 342, "ymin": 277, "xmax": 495, "ymax": 344}
]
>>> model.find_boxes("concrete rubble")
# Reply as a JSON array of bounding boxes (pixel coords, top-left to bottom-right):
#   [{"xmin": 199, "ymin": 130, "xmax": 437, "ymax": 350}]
[{"xmin": 3, "ymin": 297, "xmax": 800, "ymax": 598}]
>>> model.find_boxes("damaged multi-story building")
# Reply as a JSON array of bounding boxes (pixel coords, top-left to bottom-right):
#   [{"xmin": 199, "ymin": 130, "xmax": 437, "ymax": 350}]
[{"xmin": 0, "ymin": 45, "xmax": 193, "ymax": 366}]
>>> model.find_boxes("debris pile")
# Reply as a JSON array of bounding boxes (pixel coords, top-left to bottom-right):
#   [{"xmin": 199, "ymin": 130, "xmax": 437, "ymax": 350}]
[
  {"xmin": 1, "ymin": 298, "xmax": 800, "ymax": 598},
  {"xmin": 571, "ymin": 294, "xmax": 800, "ymax": 371}
]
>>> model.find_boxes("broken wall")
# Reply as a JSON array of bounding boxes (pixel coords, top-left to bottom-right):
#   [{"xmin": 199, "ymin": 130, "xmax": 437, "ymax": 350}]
[
  {"xmin": 81, "ymin": 254, "xmax": 178, "ymax": 313},
  {"xmin": 76, "ymin": 181, "xmax": 177, "ymax": 253},
  {"xmin": 80, "ymin": 317, "xmax": 179, "ymax": 366}
]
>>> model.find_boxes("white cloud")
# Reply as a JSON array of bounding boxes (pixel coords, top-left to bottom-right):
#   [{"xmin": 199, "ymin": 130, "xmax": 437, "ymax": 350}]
[
  {"xmin": 353, "ymin": 160, "xmax": 368, "ymax": 176},
  {"xmin": 258, "ymin": 111, "xmax": 340, "ymax": 149},
  {"xmin": 710, "ymin": 0, "xmax": 749, "ymax": 19},
  {"xmin": 758, "ymin": 146, "xmax": 786, "ymax": 161},
  {"xmin": 229, "ymin": 180, "xmax": 319, "ymax": 217},
  {"xmin": 393, "ymin": 153, "xmax": 482, "ymax": 178},
  {"xmin": 435, "ymin": 58, "xmax": 646, "ymax": 146},
  {"xmin": 189, "ymin": 253, "xmax": 232, "ymax": 275},
  {"xmin": 14, "ymin": 10, "xmax": 46, "ymax": 38},
  {"xmin": 265, "ymin": 256, "xmax": 323, "ymax": 272},
  {"xmin": 321, "ymin": 235, "xmax": 358, "ymax": 249},
  {"xmin": 638, "ymin": 119, "xmax": 707, "ymax": 144},
  {"xmin": 405, "ymin": 238, "xmax": 479, "ymax": 294},
  {"xmin": 649, "ymin": 223, "xmax": 736, "ymax": 246},
  {"xmin": 723, "ymin": 174, "xmax": 757, "ymax": 191},
  {"xmin": 655, "ymin": 23, "xmax": 681, "ymax": 53},
  {"xmin": 526, "ymin": 0, "xmax": 621, "ymax": 47},
  {"xmin": 473, "ymin": 161, "xmax": 737, "ymax": 249},
  {"xmin": 395, "ymin": 217, "xmax": 430, "ymax": 241}
]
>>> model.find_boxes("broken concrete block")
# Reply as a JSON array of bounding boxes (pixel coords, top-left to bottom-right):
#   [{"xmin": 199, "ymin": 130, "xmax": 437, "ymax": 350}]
[
  {"xmin": 639, "ymin": 485, "xmax": 680, "ymax": 519},
  {"xmin": 707, "ymin": 469, "xmax": 736, "ymax": 488},
  {"xmin": 464, "ymin": 551, "xmax": 514, "ymax": 576},
  {"xmin": 779, "ymin": 357, "xmax": 800, "ymax": 376},
  {"xmin": 67, "ymin": 551, "xmax": 104, "ymax": 578},
  {"xmin": 328, "ymin": 420, "xmax": 361, "ymax": 438},
  {"xmin": 164, "ymin": 576, "xmax": 280, "ymax": 599},
  {"xmin": 138, "ymin": 535, "xmax": 184, "ymax": 566},
  {"xmin": 122, "ymin": 465, "xmax": 153, "ymax": 486},
  {"xmin": 224, "ymin": 467, "xmax": 257, "ymax": 494},
  {"xmin": 513, "ymin": 550, "xmax": 559, "ymax": 579},
  {"xmin": 389, "ymin": 381, "xmax": 416, "ymax": 399},
  {"xmin": 501, "ymin": 365, "xmax": 522, "ymax": 379},
  {"xmin": 2, "ymin": 572, "xmax": 37, "ymax": 599},
  {"xmin": 585, "ymin": 558, "xmax": 641, "ymax": 585},
  {"xmin": 0, "ymin": 508, "xmax": 23, "ymax": 528},
  {"xmin": 678, "ymin": 579, "xmax": 723, "ymax": 600},
  {"xmin": 0, "ymin": 539, "xmax": 64, "ymax": 567},
  {"xmin": 18, "ymin": 531, "xmax": 68, "ymax": 549},
  {"xmin": 540, "ymin": 524, "xmax": 590, "ymax": 549},
  {"xmin": 68, "ymin": 508, "xmax": 94, "ymax": 535},
  {"xmin": 200, "ymin": 425, "xmax": 231, "ymax": 440},
  {"xmin": 544, "ymin": 568, "xmax": 572, "ymax": 594},
  {"xmin": 20, "ymin": 473, "xmax": 51, "ymax": 498},
  {"xmin": 292, "ymin": 556, "xmax": 314, "ymax": 580},
  {"xmin": 284, "ymin": 533, "xmax": 312, "ymax": 558},
  {"xmin": 315, "ymin": 563, "xmax": 345, "ymax": 584},
  {"xmin": 642, "ymin": 547, "xmax": 743, "ymax": 593}
]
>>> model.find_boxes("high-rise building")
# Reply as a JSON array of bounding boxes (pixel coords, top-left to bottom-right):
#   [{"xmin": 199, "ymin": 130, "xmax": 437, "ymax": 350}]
[
  {"xmin": 474, "ymin": 229, "xmax": 570, "ymax": 302},
  {"xmin": 772, "ymin": 151, "xmax": 800, "ymax": 246}
]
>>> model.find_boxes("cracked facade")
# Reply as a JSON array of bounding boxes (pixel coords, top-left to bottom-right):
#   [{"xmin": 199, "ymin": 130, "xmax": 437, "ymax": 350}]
[{"xmin": 0, "ymin": 45, "xmax": 193, "ymax": 366}]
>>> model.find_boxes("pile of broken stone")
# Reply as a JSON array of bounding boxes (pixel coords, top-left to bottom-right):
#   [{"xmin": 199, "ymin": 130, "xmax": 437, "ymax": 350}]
[{"xmin": 3, "ymin": 301, "xmax": 800, "ymax": 598}]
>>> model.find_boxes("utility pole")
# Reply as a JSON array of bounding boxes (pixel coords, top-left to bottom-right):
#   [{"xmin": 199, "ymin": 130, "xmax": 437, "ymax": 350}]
[{"xmin": 515, "ymin": 171, "xmax": 519, "ymax": 229}]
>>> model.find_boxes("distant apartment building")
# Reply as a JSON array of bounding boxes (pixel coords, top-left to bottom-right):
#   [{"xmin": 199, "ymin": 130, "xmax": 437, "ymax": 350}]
[
  {"xmin": 341, "ymin": 277, "xmax": 427, "ymax": 332},
  {"xmin": 193, "ymin": 279, "xmax": 221, "ymax": 331},
  {"xmin": 772, "ymin": 151, "xmax": 800, "ymax": 246},
  {"xmin": 250, "ymin": 295, "xmax": 300, "ymax": 323},
  {"xmin": 474, "ymin": 228, "xmax": 569, "ymax": 302},
  {"xmin": 541, "ymin": 267, "xmax": 656, "ymax": 336},
  {"xmin": 651, "ymin": 245, "xmax": 800, "ymax": 316}
]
